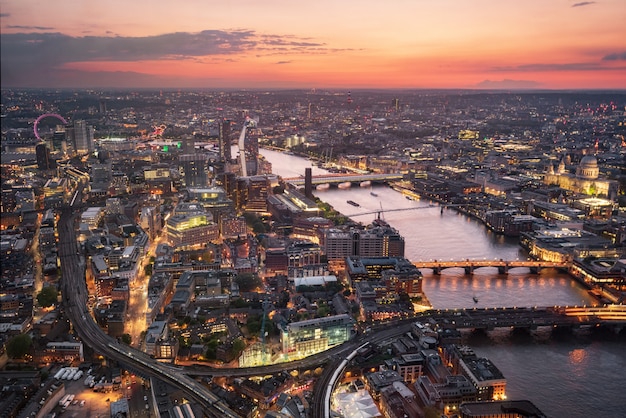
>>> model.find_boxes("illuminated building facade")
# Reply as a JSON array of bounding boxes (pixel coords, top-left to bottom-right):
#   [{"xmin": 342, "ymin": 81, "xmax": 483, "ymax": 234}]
[
  {"xmin": 459, "ymin": 357, "xmax": 506, "ymax": 402},
  {"xmin": 33, "ymin": 341, "xmax": 84, "ymax": 363},
  {"xmin": 543, "ymin": 155, "xmax": 618, "ymax": 199},
  {"xmin": 81, "ymin": 207, "xmax": 104, "ymax": 229},
  {"xmin": 346, "ymin": 256, "xmax": 422, "ymax": 289},
  {"xmin": 165, "ymin": 213, "xmax": 219, "ymax": 247},
  {"xmin": 280, "ymin": 314, "xmax": 354, "ymax": 357},
  {"xmin": 571, "ymin": 257, "xmax": 626, "ymax": 291},
  {"xmin": 520, "ymin": 227, "xmax": 612, "ymax": 262},
  {"xmin": 43, "ymin": 177, "xmax": 70, "ymax": 207},
  {"xmin": 242, "ymin": 175, "xmax": 275, "ymax": 212},
  {"xmin": 292, "ymin": 216, "xmax": 333, "ymax": 244},
  {"xmin": 324, "ymin": 224, "xmax": 405, "ymax": 261},
  {"xmin": 187, "ymin": 186, "xmax": 234, "ymax": 218},
  {"xmin": 219, "ymin": 215, "xmax": 247, "ymax": 239},
  {"xmin": 154, "ymin": 338, "xmax": 179, "ymax": 362}
]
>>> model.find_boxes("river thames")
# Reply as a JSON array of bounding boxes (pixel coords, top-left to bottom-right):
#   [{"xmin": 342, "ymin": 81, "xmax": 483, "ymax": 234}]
[{"xmin": 259, "ymin": 148, "xmax": 626, "ymax": 418}]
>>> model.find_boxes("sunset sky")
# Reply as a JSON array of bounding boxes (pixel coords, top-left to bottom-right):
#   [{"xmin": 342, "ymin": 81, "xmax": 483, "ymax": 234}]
[{"xmin": 1, "ymin": 0, "xmax": 625, "ymax": 90}]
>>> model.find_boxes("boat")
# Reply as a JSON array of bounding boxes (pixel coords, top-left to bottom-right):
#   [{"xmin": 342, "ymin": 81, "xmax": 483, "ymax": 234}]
[
  {"xmin": 347, "ymin": 200, "xmax": 360, "ymax": 207},
  {"xmin": 473, "ymin": 296, "xmax": 479, "ymax": 303},
  {"xmin": 370, "ymin": 192, "xmax": 378, "ymax": 197}
]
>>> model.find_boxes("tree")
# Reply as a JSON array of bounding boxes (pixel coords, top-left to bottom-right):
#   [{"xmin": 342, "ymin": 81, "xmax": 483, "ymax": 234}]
[
  {"xmin": 6, "ymin": 333, "xmax": 32, "ymax": 359},
  {"xmin": 121, "ymin": 334, "xmax": 132, "ymax": 345},
  {"xmin": 230, "ymin": 338, "xmax": 246, "ymax": 358},
  {"xmin": 424, "ymin": 406, "xmax": 441, "ymax": 418},
  {"xmin": 36, "ymin": 286, "xmax": 58, "ymax": 308},
  {"xmin": 235, "ymin": 273, "xmax": 261, "ymax": 292},
  {"xmin": 317, "ymin": 305, "xmax": 330, "ymax": 317},
  {"xmin": 230, "ymin": 298, "xmax": 250, "ymax": 309}
]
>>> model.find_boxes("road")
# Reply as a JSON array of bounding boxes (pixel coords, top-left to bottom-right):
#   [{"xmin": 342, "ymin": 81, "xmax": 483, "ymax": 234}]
[{"xmin": 57, "ymin": 208, "xmax": 240, "ymax": 418}]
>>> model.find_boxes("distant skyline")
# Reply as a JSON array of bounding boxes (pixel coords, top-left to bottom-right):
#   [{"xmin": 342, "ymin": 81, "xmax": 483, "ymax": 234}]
[{"xmin": 1, "ymin": 0, "xmax": 625, "ymax": 90}]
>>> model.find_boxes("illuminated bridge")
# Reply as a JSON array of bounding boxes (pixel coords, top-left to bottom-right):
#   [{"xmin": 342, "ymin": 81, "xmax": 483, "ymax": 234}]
[
  {"xmin": 284, "ymin": 172, "xmax": 404, "ymax": 187},
  {"xmin": 413, "ymin": 259, "xmax": 569, "ymax": 275}
]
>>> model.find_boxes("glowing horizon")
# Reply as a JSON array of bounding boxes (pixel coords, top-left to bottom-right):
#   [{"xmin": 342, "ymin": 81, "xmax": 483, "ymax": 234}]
[{"xmin": 1, "ymin": 0, "xmax": 625, "ymax": 90}]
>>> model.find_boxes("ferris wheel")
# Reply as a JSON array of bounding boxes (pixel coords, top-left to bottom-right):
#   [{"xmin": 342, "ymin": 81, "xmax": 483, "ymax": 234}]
[{"xmin": 34, "ymin": 113, "xmax": 68, "ymax": 140}]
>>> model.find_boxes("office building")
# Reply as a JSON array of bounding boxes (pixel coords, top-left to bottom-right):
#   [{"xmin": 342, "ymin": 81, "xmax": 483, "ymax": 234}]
[
  {"xmin": 324, "ymin": 224, "xmax": 405, "ymax": 261},
  {"xmin": 346, "ymin": 256, "xmax": 422, "ymax": 288},
  {"xmin": 67, "ymin": 120, "xmax": 94, "ymax": 155},
  {"xmin": 219, "ymin": 119, "xmax": 232, "ymax": 162},
  {"xmin": 165, "ymin": 213, "xmax": 219, "ymax": 247},
  {"xmin": 219, "ymin": 215, "xmax": 247, "ymax": 239},
  {"xmin": 35, "ymin": 143, "xmax": 51, "ymax": 170},
  {"xmin": 280, "ymin": 314, "xmax": 354, "ymax": 357},
  {"xmin": 179, "ymin": 153, "xmax": 209, "ymax": 188}
]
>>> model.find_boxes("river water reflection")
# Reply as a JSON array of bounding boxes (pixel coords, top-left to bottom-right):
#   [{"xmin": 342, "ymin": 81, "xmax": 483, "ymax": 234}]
[{"xmin": 259, "ymin": 148, "xmax": 626, "ymax": 418}]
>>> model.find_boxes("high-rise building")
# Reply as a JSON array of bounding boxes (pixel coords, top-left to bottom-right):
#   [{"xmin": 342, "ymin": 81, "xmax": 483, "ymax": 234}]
[
  {"xmin": 324, "ymin": 224, "xmax": 405, "ymax": 260},
  {"xmin": 165, "ymin": 213, "xmax": 219, "ymax": 247},
  {"xmin": 49, "ymin": 126, "xmax": 66, "ymax": 153},
  {"xmin": 238, "ymin": 118, "xmax": 259, "ymax": 176},
  {"xmin": 99, "ymin": 99, "xmax": 107, "ymax": 114},
  {"xmin": 68, "ymin": 120, "xmax": 94, "ymax": 155},
  {"xmin": 243, "ymin": 175, "xmax": 279, "ymax": 213},
  {"xmin": 179, "ymin": 153, "xmax": 209, "ymax": 188},
  {"xmin": 36, "ymin": 143, "xmax": 51, "ymax": 170},
  {"xmin": 219, "ymin": 119, "xmax": 232, "ymax": 162}
]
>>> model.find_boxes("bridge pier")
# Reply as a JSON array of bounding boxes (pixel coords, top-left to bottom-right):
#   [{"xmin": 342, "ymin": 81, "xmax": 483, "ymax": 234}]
[
  {"xmin": 464, "ymin": 266, "xmax": 473, "ymax": 275},
  {"xmin": 433, "ymin": 266, "xmax": 441, "ymax": 275},
  {"xmin": 529, "ymin": 266, "xmax": 540, "ymax": 274},
  {"xmin": 497, "ymin": 266, "xmax": 507, "ymax": 275}
]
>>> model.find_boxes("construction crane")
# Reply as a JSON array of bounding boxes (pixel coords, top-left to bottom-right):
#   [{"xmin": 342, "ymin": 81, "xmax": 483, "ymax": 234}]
[{"xmin": 259, "ymin": 295, "xmax": 270, "ymax": 364}]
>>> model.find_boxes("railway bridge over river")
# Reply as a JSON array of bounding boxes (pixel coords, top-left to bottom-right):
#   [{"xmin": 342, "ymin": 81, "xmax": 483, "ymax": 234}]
[{"xmin": 415, "ymin": 305, "xmax": 626, "ymax": 332}]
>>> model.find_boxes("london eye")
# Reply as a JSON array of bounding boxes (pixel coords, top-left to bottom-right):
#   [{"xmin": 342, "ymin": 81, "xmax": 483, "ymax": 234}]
[{"xmin": 34, "ymin": 113, "xmax": 68, "ymax": 141}]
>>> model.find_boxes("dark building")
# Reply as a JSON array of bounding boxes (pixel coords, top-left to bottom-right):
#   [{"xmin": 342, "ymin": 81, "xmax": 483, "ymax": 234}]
[
  {"xmin": 179, "ymin": 153, "xmax": 209, "ymax": 188},
  {"xmin": 304, "ymin": 167, "xmax": 313, "ymax": 198},
  {"xmin": 35, "ymin": 143, "xmax": 51, "ymax": 170},
  {"xmin": 219, "ymin": 119, "xmax": 232, "ymax": 162}
]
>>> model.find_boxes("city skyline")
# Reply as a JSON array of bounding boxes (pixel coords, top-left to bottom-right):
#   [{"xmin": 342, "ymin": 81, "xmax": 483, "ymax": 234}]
[{"xmin": 1, "ymin": 0, "xmax": 625, "ymax": 90}]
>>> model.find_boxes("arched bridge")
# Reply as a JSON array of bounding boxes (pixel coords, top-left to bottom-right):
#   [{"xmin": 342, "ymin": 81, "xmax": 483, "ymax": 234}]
[{"xmin": 413, "ymin": 259, "xmax": 569, "ymax": 275}]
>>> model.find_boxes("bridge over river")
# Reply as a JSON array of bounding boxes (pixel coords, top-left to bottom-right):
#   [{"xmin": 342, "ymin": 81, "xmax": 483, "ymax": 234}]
[
  {"xmin": 413, "ymin": 259, "xmax": 569, "ymax": 274},
  {"xmin": 418, "ymin": 305, "xmax": 626, "ymax": 331},
  {"xmin": 284, "ymin": 172, "xmax": 403, "ymax": 186}
]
